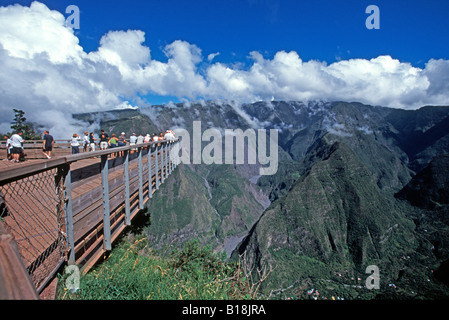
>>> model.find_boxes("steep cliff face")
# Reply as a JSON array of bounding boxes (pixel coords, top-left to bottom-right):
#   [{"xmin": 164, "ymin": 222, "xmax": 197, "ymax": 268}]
[
  {"xmin": 144, "ymin": 163, "xmax": 268, "ymax": 256},
  {"xmin": 396, "ymin": 154, "xmax": 449, "ymax": 210},
  {"xmin": 394, "ymin": 154, "xmax": 449, "ymax": 294},
  {"xmin": 144, "ymin": 164, "xmax": 222, "ymax": 250},
  {"xmin": 237, "ymin": 136, "xmax": 416, "ymax": 292}
]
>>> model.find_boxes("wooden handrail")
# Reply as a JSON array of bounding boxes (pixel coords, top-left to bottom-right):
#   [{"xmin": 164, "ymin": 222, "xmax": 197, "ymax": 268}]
[{"xmin": 0, "ymin": 224, "xmax": 39, "ymax": 300}]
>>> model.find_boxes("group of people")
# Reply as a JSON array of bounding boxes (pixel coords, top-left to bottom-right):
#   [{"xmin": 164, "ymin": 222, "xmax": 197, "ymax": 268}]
[
  {"xmin": 70, "ymin": 129, "xmax": 176, "ymax": 155},
  {"xmin": 3, "ymin": 129, "xmax": 176, "ymax": 163},
  {"xmin": 3, "ymin": 129, "xmax": 56, "ymax": 162},
  {"xmin": 69, "ymin": 131, "xmax": 105, "ymax": 154}
]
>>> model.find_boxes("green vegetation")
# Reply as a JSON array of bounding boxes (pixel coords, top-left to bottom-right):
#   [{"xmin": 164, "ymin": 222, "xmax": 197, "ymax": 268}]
[
  {"xmin": 57, "ymin": 237, "xmax": 252, "ymax": 300},
  {"xmin": 2, "ymin": 109, "xmax": 41, "ymax": 139}
]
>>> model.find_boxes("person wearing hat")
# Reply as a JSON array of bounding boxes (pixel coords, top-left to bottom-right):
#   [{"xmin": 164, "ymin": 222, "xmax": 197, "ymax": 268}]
[
  {"xmin": 164, "ymin": 129, "xmax": 175, "ymax": 141},
  {"xmin": 118, "ymin": 132, "xmax": 126, "ymax": 147},
  {"xmin": 117, "ymin": 132, "xmax": 126, "ymax": 157},
  {"xmin": 71, "ymin": 133, "xmax": 81, "ymax": 154}
]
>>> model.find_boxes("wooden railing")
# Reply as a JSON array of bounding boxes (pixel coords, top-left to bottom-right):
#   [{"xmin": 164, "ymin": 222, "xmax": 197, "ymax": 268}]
[{"xmin": 0, "ymin": 139, "xmax": 180, "ymax": 299}]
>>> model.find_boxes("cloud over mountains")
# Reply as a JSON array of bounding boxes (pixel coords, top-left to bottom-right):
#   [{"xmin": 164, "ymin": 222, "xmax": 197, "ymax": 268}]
[{"xmin": 1, "ymin": 1, "xmax": 449, "ymax": 138}]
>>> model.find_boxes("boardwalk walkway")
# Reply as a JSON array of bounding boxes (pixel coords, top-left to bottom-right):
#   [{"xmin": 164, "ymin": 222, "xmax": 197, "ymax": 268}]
[{"xmin": 0, "ymin": 140, "xmax": 179, "ymax": 299}]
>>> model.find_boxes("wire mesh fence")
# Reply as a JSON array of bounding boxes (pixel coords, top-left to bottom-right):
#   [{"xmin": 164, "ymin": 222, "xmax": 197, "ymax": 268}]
[{"xmin": 0, "ymin": 167, "xmax": 67, "ymax": 291}]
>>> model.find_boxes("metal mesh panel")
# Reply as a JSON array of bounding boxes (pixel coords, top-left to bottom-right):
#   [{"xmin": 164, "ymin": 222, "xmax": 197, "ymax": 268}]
[{"xmin": 0, "ymin": 168, "xmax": 66, "ymax": 290}]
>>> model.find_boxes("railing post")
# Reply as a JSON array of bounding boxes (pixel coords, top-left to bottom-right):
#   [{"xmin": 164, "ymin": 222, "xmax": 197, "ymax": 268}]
[
  {"xmin": 124, "ymin": 149, "xmax": 131, "ymax": 226},
  {"xmin": 155, "ymin": 145, "xmax": 159, "ymax": 190},
  {"xmin": 167, "ymin": 142, "xmax": 171, "ymax": 175},
  {"xmin": 100, "ymin": 154, "xmax": 111, "ymax": 251},
  {"xmin": 138, "ymin": 147, "xmax": 144, "ymax": 210},
  {"xmin": 173, "ymin": 141, "xmax": 177, "ymax": 169},
  {"xmin": 148, "ymin": 145, "xmax": 152, "ymax": 199},
  {"xmin": 165, "ymin": 142, "xmax": 170, "ymax": 178},
  {"xmin": 58, "ymin": 164, "xmax": 75, "ymax": 265},
  {"xmin": 177, "ymin": 141, "xmax": 180, "ymax": 167},
  {"xmin": 169, "ymin": 142, "xmax": 173, "ymax": 174},
  {"xmin": 161, "ymin": 143, "xmax": 165, "ymax": 184}
]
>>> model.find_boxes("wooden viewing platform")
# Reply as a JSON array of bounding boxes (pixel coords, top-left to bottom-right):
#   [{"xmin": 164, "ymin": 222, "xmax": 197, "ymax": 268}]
[{"xmin": 0, "ymin": 139, "xmax": 180, "ymax": 299}]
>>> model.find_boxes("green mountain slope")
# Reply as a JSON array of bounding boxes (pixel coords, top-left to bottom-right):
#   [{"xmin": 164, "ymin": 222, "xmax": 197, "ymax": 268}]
[
  {"xmin": 144, "ymin": 163, "xmax": 268, "ymax": 257},
  {"xmin": 237, "ymin": 135, "xmax": 417, "ymax": 297}
]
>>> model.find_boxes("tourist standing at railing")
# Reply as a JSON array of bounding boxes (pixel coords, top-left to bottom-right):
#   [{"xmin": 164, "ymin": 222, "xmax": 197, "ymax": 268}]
[
  {"xmin": 136, "ymin": 133, "xmax": 144, "ymax": 145},
  {"xmin": 158, "ymin": 132, "xmax": 164, "ymax": 147},
  {"xmin": 129, "ymin": 133, "xmax": 137, "ymax": 153},
  {"xmin": 71, "ymin": 133, "xmax": 81, "ymax": 154},
  {"xmin": 99, "ymin": 130, "xmax": 109, "ymax": 150},
  {"xmin": 9, "ymin": 131, "xmax": 24, "ymax": 163},
  {"xmin": 108, "ymin": 134, "xmax": 118, "ymax": 148},
  {"xmin": 3, "ymin": 135, "xmax": 12, "ymax": 161},
  {"xmin": 2, "ymin": 135, "xmax": 10, "ymax": 161},
  {"xmin": 82, "ymin": 131, "xmax": 89, "ymax": 152},
  {"xmin": 117, "ymin": 132, "xmax": 126, "ymax": 157},
  {"xmin": 108, "ymin": 134, "xmax": 118, "ymax": 159},
  {"xmin": 89, "ymin": 132, "xmax": 96, "ymax": 152},
  {"xmin": 42, "ymin": 130, "xmax": 54, "ymax": 159},
  {"xmin": 164, "ymin": 129, "xmax": 175, "ymax": 141},
  {"xmin": 118, "ymin": 132, "xmax": 126, "ymax": 147}
]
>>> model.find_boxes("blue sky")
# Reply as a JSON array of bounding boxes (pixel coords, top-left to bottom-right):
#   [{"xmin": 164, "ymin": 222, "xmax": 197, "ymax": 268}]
[
  {"xmin": 5, "ymin": 0, "xmax": 449, "ymax": 67},
  {"xmin": 1, "ymin": 0, "xmax": 449, "ymax": 136}
]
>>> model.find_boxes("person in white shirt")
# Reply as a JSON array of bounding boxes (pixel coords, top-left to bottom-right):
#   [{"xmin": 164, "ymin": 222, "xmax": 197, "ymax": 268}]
[
  {"xmin": 136, "ymin": 134, "xmax": 144, "ymax": 144},
  {"xmin": 164, "ymin": 129, "xmax": 175, "ymax": 141},
  {"xmin": 9, "ymin": 131, "xmax": 24, "ymax": 163},
  {"xmin": 83, "ymin": 131, "xmax": 89, "ymax": 152},
  {"xmin": 71, "ymin": 133, "xmax": 81, "ymax": 154},
  {"xmin": 3, "ymin": 135, "xmax": 12, "ymax": 160},
  {"xmin": 129, "ymin": 133, "xmax": 137, "ymax": 153}
]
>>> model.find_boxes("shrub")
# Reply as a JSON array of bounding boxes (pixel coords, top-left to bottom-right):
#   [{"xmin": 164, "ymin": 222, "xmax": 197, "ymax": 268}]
[{"xmin": 58, "ymin": 239, "xmax": 251, "ymax": 300}]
